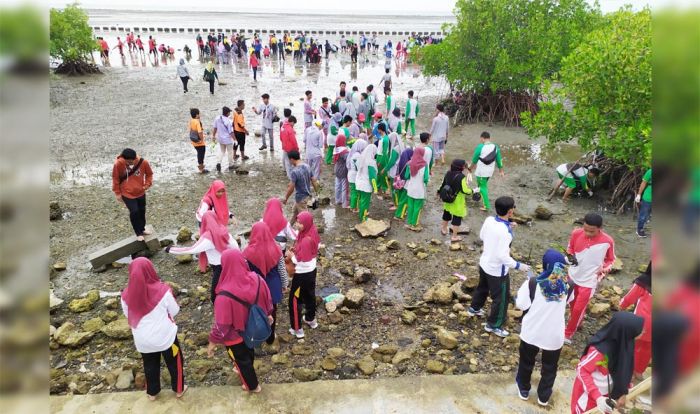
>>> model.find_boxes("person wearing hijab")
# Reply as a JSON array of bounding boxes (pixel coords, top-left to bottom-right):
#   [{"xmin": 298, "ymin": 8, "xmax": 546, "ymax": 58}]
[
  {"xmin": 287, "ymin": 212, "xmax": 321, "ymax": 339},
  {"xmin": 325, "ymin": 122, "xmax": 339, "ymax": 165},
  {"xmin": 262, "ymin": 198, "xmax": 297, "ymax": 251},
  {"xmin": 386, "ymin": 132, "xmax": 405, "ymax": 209},
  {"xmin": 167, "ymin": 211, "xmax": 239, "ymax": 303},
  {"xmin": 571, "ymin": 312, "xmax": 644, "ymax": 414},
  {"xmin": 176, "ymin": 58, "xmax": 190, "ymax": 93},
  {"xmin": 438, "ymin": 159, "xmax": 475, "ymax": 242},
  {"xmin": 243, "ymin": 222, "xmax": 287, "ymax": 345},
  {"xmin": 375, "ymin": 123, "xmax": 391, "ymax": 196},
  {"xmin": 402, "ymin": 146, "xmax": 429, "ymax": 230},
  {"xmin": 121, "ymin": 258, "xmax": 187, "ymax": 400},
  {"xmin": 347, "ymin": 139, "xmax": 368, "ymax": 213},
  {"xmin": 355, "ymin": 144, "xmax": 379, "ymax": 222},
  {"xmin": 387, "ymin": 107, "xmax": 403, "ymax": 135},
  {"xmin": 333, "ymin": 134, "xmax": 351, "ymax": 208},
  {"xmin": 618, "ymin": 262, "xmax": 652, "ymax": 378},
  {"xmin": 195, "ymin": 180, "xmax": 234, "ymax": 227},
  {"xmin": 393, "ymin": 147, "xmax": 413, "ymax": 220},
  {"xmin": 203, "ymin": 61, "xmax": 218, "ymax": 95},
  {"xmin": 514, "ymin": 249, "xmax": 568, "ymax": 407},
  {"xmin": 207, "ymin": 250, "xmax": 273, "ymax": 393}
]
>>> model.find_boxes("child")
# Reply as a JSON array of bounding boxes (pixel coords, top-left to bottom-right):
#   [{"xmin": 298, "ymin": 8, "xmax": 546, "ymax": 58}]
[
  {"xmin": 404, "ymin": 90, "xmax": 419, "ymax": 137},
  {"xmin": 393, "ymin": 147, "xmax": 413, "ymax": 220},
  {"xmin": 287, "ymin": 212, "xmax": 320, "ymax": 339},
  {"xmin": 386, "ymin": 132, "xmax": 404, "ymax": 209},
  {"xmin": 403, "ymin": 147, "xmax": 429, "ymax": 231},
  {"xmin": 355, "ymin": 144, "xmax": 379, "ymax": 221},
  {"xmin": 387, "ymin": 107, "xmax": 403, "ymax": 135},
  {"xmin": 121, "ymin": 258, "xmax": 187, "ymax": 400},
  {"xmin": 438, "ymin": 159, "xmax": 474, "ymax": 241},
  {"xmin": 618, "ymin": 262, "xmax": 652, "ymax": 379},
  {"xmin": 347, "ymin": 140, "xmax": 368, "ymax": 212},
  {"xmin": 195, "ymin": 180, "xmax": 234, "ymax": 226},
  {"xmin": 188, "ymin": 108, "xmax": 209, "ymax": 174},
  {"xmin": 333, "ymin": 134, "xmax": 350, "ymax": 208},
  {"xmin": 375, "ymin": 123, "xmax": 391, "ymax": 195},
  {"xmin": 468, "ymin": 131, "xmax": 503, "ymax": 211}
]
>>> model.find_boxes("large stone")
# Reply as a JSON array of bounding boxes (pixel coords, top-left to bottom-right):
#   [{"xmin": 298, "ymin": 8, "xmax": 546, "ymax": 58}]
[
  {"xmin": 436, "ymin": 327, "xmax": 459, "ymax": 350},
  {"xmin": 451, "ymin": 283, "xmax": 471, "ymax": 302},
  {"xmin": 589, "ymin": 302, "xmax": 611, "ymax": 317},
  {"xmin": 101, "ymin": 310, "xmax": 119, "ymax": 323},
  {"xmin": 293, "ymin": 368, "xmax": 322, "ymax": 382},
  {"xmin": 344, "ymin": 288, "xmax": 365, "ymax": 309},
  {"xmin": 534, "ymin": 205, "xmax": 553, "ymax": 220},
  {"xmin": 291, "ymin": 344, "xmax": 313, "ymax": 356},
  {"xmin": 426, "ymin": 360, "xmax": 445, "ymax": 373},
  {"xmin": 50, "ymin": 201, "xmax": 63, "ymax": 220},
  {"xmin": 510, "ymin": 214, "xmax": 532, "ymax": 225},
  {"xmin": 401, "ymin": 310, "xmax": 417, "ymax": 325},
  {"xmin": 82, "ymin": 317, "xmax": 105, "ymax": 333},
  {"xmin": 271, "ymin": 353, "xmax": 289, "ymax": 365},
  {"xmin": 385, "ymin": 240, "xmax": 401, "ymax": 250},
  {"xmin": 54, "ymin": 322, "xmax": 95, "ymax": 347},
  {"xmin": 353, "ymin": 266, "xmax": 372, "ymax": 284},
  {"xmin": 375, "ymin": 344, "xmax": 398, "ymax": 356},
  {"xmin": 321, "ymin": 357, "xmax": 338, "ymax": 371},
  {"xmin": 327, "ymin": 347, "xmax": 345, "ymax": 358},
  {"xmin": 416, "ymin": 252, "xmax": 429, "ymax": 260},
  {"xmin": 177, "ymin": 227, "xmax": 193, "ymax": 242},
  {"xmin": 188, "ymin": 359, "xmax": 214, "ymax": 382},
  {"xmin": 101, "ymin": 318, "xmax": 131, "ymax": 339},
  {"xmin": 356, "ymin": 356, "xmax": 376, "ymax": 375},
  {"xmin": 423, "ymin": 282, "xmax": 453, "ymax": 304},
  {"xmin": 50, "ymin": 290, "xmax": 64, "ymax": 310},
  {"xmin": 115, "ymin": 369, "xmax": 133, "ymax": 390},
  {"xmin": 391, "ymin": 350, "xmax": 414, "ymax": 365},
  {"xmin": 176, "ymin": 254, "xmax": 193, "ymax": 264},
  {"xmin": 88, "ymin": 225, "xmax": 159, "ymax": 269},
  {"xmin": 354, "ymin": 218, "xmax": 390, "ymax": 238},
  {"xmin": 68, "ymin": 290, "xmax": 100, "ymax": 313}
]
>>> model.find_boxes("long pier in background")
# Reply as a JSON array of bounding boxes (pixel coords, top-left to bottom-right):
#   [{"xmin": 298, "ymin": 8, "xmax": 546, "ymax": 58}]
[{"xmin": 91, "ymin": 26, "xmax": 442, "ymax": 37}]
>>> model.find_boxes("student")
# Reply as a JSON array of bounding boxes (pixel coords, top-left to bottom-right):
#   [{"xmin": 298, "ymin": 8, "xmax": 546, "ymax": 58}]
[
  {"xmin": 136, "ymin": 35, "xmax": 145, "ymax": 56},
  {"xmin": 243, "ymin": 222, "xmax": 288, "ymax": 345},
  {"xmin": 387, "ymin": 107, "xmax": 403, "ymax": 135},
  {"xmin": 176, "ymin": 59, "xmax": 190, "ymax": 93},
  {"xmin": 564, "ymin": 213, "xmax": 616, "ymax": 343},
  {"xmin": 438, "ymin": 159, "xmax": 474, "ymax": 241},
  {"xmin": 393, "ymin": 147, "xmax": 414, "ymax": 220},
  {"xmin": 207, "ymin": 250, "xmax": 273, "ymax": 393},
  {"xmin": 618, "ymin": 262, "xmax": 652, "ymax": 378},
  {"xmin": 167, "ymin": 211, "xmax": 238, "ymax": 302},
  {"xmin": 232, "ymin": 100, "xmax": 250, "ymax": 161},
  {"xmin": 252, "ymin": 94, "xmax": 277, "ymax": 152},
  {"xmin": 374, "ymin": 123, "xmax": 392, "ymax": 194},
  {"xmin": 188, "ymin": 108, "xmax": 209, "ymax": 174},
  {"xmin": 635, "ymin": 168, "xmax": 652, "ymax": 238},
  {"xmin": 468, "ymin": 196, "xmax": 531, "ymax": 337},
  {"xmin": 212, "ymin": 106, "xmax": 236, "ymax": 172},
  {"xmin": 403, "ymin": 147, "xmax": 429, "ymax": 231},
  {"xmin": 319, "ymin": 97, "xmax": 333, "ymax": 136},
  {"xmin": 371, "ymin": 112, "xmax": 389, "ymax": 140},
  {"xmin": 515, "ymin": 250, "xmax": 568, "ymax": 407},
  {"xmin": 287, "ymin": 212, "xmax": 320, "ymax": 339},
  {"xmin": 304, "ymin": 120, "xmax": 324, "ymax": 179},
  {"xmin": 430, "ymin": 104, "xmax": 449, "ymax": 165},
  {"xmin": 283, "ymin": 150, "xmax": 320, "ymax": 225},
  {"xmin": 333, "ymin": 134, "xmax": 350, "ymax": 208},
  {"xmin": 571, "ymin": 312, "xmax": 644, "ymax": 414},
  {"xmin": 280, "ymin": 116, "xmax": 299, "ymax": 179},
  {"xmin": 336, "ymin": 81, "xmax": 347, "ymax": 101},
  {"xmin": 417, "ymin": 132, "xmax": 434, "ymax": 174},
  {"xmin": 324, "ymin": 123, "xmax": 337, "ymax": 166},
  {"xmin": 355, "ymin": 144, "xmax": 379, "ymax": 221},
  {"xmin": 339, "ymin": 116, "xmax": 353, "ymax": 146},
  {"xmin": 249, "ymin": 52, "xmax": 259, "ymax": 81},
  {"xmin": 148, "ymin": 35, "xmax": 157, "ymax": 58},
  {"xmin": 262, "ymin": 198, "xmax": 297, "ymax": 252},
  {"xmin": 203, "ymin": 62, "xmax": 218, "ymax": 95},
  {"xmin": 353, "ymin": 113, "xmax": 365, "ymax": 138},
  {"xmin": 404, "ymin": 90, "xmax": 419, "ymax": 137},
  {"xmin": 113, "ymin": 37, "xmax": 124, "ymax": 56},
  {"xmin": 358, "ymin": 93, "xmax": 371, "ymax": 134},
  {"xmin": 347, "ymin": 140, "xmax": 368, "ymax": 213},
  {"xmin": 195, "ymin": 180, "xmax": 234, "ymax": 228},
  {"xmin": 553, "ymin": 163, "xmax": 600, "ymax": 203},
  {"xmin": 121, "ymin": 258, "xmax": 187, "ymax": 401},
  {"xmin": 386, "ymin": 132, "xmax": 404, "ymax": 208},
  {"xmin": 380, "ymin": 69, "xmax": 392, "ymax": 95},
  {"xmin": 303, "ymin": 90, "xmax": 316, "ymax": 128},
  {"xmin": 112, "ymin": 148, "xmax": 153, "ymax": 240},
  {"xmin": 349, "ymin": 115, "xmax": 362, "ymax": 138},
  {"xmin": 468, "ymin": 131, "xmax": 503, "ymax": 211}
]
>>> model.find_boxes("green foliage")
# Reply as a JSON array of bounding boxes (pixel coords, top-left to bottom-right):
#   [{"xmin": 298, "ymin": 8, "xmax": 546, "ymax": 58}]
[
  {"xmin": 522, "ymin": 8, "xmax": 651, "ymax": 169},
  {"xmin": 50, "ymin": 3, "xmax": 97, "ymax": 63},
  {"xmin": 417, "ymin": 0, "xmax": 601, "ymax": 94},
  {"xmin": 0, "ymin": 5, "xmax": 48, "ymax": 63}
]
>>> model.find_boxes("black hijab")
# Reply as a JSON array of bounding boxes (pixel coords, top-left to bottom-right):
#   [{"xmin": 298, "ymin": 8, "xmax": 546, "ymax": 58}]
[
  {"xmin": 633, "ymin": 261, "xmax": 651, "ymax": 293},
  {"xmin": 583, "ymin": 312, "xmax": 644, "ymax": 399}
]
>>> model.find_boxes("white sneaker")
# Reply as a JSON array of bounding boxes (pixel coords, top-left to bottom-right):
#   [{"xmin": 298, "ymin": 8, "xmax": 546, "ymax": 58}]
[
  {"xmin": 537, "ymin": 398, "xmax": 549, "ymax": 407},
  {"xmin": 304, "ymin": 318, "xmax": 319, "ymax": 329},
  {"xmin": 288, "ymin": 328, "xmax": 305, "ymax": 339},
  {"xmin": 563, "ymin": 337, "xmax": 572, "ymax": 345}
]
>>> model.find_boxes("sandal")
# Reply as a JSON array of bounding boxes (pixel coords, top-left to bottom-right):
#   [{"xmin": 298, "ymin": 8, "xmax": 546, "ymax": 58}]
[{"xmin": 440, "ymin": 228, "xmax": 449, "ymax": 236}]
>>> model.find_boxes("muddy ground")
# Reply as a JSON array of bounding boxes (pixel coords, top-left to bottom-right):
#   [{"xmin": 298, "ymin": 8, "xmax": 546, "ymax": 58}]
[{"xmin": 49, "ymin": 50, "xmax": 650, "ymax": 403}]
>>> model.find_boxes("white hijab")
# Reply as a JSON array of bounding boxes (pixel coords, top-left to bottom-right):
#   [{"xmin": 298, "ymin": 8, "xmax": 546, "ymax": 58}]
[{"xmin": 357, "ymin": 144, "xmax": 378, "ymax": 174}]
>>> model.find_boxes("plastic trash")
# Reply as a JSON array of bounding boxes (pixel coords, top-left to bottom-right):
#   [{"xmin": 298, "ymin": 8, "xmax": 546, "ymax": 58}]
[
  {"xmin": 323, "ymin": 293, "xmax": 344, "ymax": 303},
  {"xmin": 371, "ymin": 342, "xmax": 379, "ymax": 349},
  {"xmin": 452, "ymin": 272, "xmax": 467, "ymax": 281}
]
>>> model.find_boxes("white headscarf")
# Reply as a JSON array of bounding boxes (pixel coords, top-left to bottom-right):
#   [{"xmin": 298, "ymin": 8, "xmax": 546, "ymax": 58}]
[
  {"xmin": 389, "ymin": 132, "xmax": 404, "ymax": 155},
  {"xmin": 357, "ymin": 144, "xmax": 378, "ymax": 174},
  {"xmin": 346, "ymin": 139, "xmax": 368, "ymax": 170}
]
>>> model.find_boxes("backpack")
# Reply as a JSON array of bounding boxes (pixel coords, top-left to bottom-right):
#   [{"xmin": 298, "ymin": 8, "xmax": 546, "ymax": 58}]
[
  {"xmin": 438, "ymin": 173, "xmax": 463, "ymax": 203},
  {"xmin": 216, "ymin": 277, "xmax": 271, "ymax": 349},
  {"xmin": 479, "ymin": 145, "xmax": 498, "ymax": 165},
  {"xmin": 518, "ymin": 277, "xmax": 537, "ymax": 319}
]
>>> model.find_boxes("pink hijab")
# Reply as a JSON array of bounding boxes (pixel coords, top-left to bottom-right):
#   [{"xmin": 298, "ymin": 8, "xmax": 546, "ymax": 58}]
[
  {"xmin": 243, "ymin": 222, "xmax": 282, "ymax": 275},
  {"xmin": 121, "ymin": 258, "xmax": 171, "ymax": 328},
  {"xmin": 294, "ymin": 211, "xmax": 320, "ymax": 262},
  {"xmin": 202, "ymin": 180, "xmax": 230, "ymax": 225},
  {"xmin": 199, "ymin": 210, "xmax": 232, "ymax": 272},
  {"xmin": 409, "ymin": 146, "xmax": 427, "ymax": 176},
  {"xmin": 262, "ymin": 198, "xmax": 287, "ymax": 236}
]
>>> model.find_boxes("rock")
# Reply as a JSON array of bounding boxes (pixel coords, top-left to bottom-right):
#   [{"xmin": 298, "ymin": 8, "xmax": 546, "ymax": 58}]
[
  {"xmin": 462, "ymin": 275, "xmax": 479, "ymax": 290},
  {"xmin": 116, "ymin": 369, "xmax": 133, "ymax": 390},
  {"xmin": 176, "ymin": 254, "xmax": 193, "ymax": 264},
  {"xmin": 253, "ymin": 360, "xmax": 271, "ymax": 376},
  {"xmin": 391, "ymin": 350, "xmax": 414, "ymax": 365},
  {"xmin": 353, "ymin": 266, "xmax": 372, "ymax": 284},
  {"xmin": 356, "ymin": 356, "xmax": 376, "ymax": 375},
  {"xmin": 318, "ymin": 197, "xmax": 331, "ymax": 206},
  {"xmin": 293, "ymin": 368, "xmax": 322, "ymax": 382},
  {"xmin": 291, "ymin": 344, "xmax": 313, "ymax": 356},
  {"xmin": 401, "ymin": 310, "xmax": 417, "ymax": 325},
  {"xmin": 535, "ymin": 205, "xmax": 553, "ymax": 220},
  {"xmin": 452, "ymin": 303, "xmax": 465, "ymax": 312},
  {"xmin": 271, "ymin": 353, "xmax": 289, "ymax": 365},
  {"xmin": 610, "ymin": 258, "xmax": 623, "ymax": 273},
  {"xmin": 165, "ymin": 281, "xmax": 182, "ymax": 296},
  {"xmin": 101, "ymin": 310, "xmax": 119, "ymax": 322},
  {"xmin": 421, "ymin": 339, "xmax": 432, "ymax": 348},
  {"xmin": 50, "ymin": 290, "xmax": 64, "ymax": 310},
  {"xmin": 134, "ymin": 372, "xmax": 146, "ymax": 389},
  {"xmin": 50, "ymin": 325, "xmax": 57, "ymax": 337},
  {"xmin": 321, "ymin": 357, "xmax": 337, "ymax": 371},
  {"xmin": 328, "ymin": 312, "xmax": 343, "ymax": 324},
  {"xmin": 589, "ymin": 302, "xmax": 611, "ymax": 317},
  {"xmin": 637, "ymin": 263, "xmax": 648, "ymax": 273},
  {"xmin": 104, "ymin": 298, "xmax": 119, "ymax": 309},
  {"xmin": 177, "ymin": 227, "xmax": 193, "ymax": 242},
  {"xmin": 406, "ymin": 242, "xmax": 417, "ymax": 249},
  {"xmin": 449, "ymin": 243, "xmax": 462, "ymax": 251},
  {"xmin": 416, "ymin": 252, "xmax": 429, "ymax": 260},
  {"xmin": 437, "ymin": 327, "xmax": 459, "ymax": 350},
  {"xmin": 612, "ymin": 286, "xmax": 623, "ymax": 295},
  {"xmin": 344, "ymin": 288, "xmax": 365, "ymax": 308},
  {"xmin": 50, "ymin": 201, "xmax": 63, "ymax": 220},
  {"xmin": 101, "ymin": 318, "xmax": 131, "ymax": 339},
  {"xmin": 451, "ymin": 283, "xmax": 471, "ymax": 302},
  {"xmin": 375, "ymin": 344, "xmax": 398, "ymax": 355},
  {"xmin": 511, "ymin": 214, "xmax": 532, "ymax": 225},
  {"xmin": 82, "ymin": 317, "xmax": 105, "ymax": 333},
  {"xmin": 354, "ymin": 218, "xmax": 390, "ymax": 238},
  {"xmin": 53, "ymin": 262, "xmax": 67, "ymax": 271},
  {"xmin": 188, "ymin": 359, "xmax": 214, "ymax": 382},
  {"xmin": 68, "ymin": 290, "xmax": 100, "ymax": 313},
  {"xmin": 386, "ymin": 240, "xmax": 401, "ymax": 250},
  {"xmin": 430, "ymin": 239, "xmax": 442, "ymax": 246},
  {"xmin": 426, "ymin": 360, "xmax": 445, "ymax": 373},
  {"xmin": 508, "ymin": 309, "xmax": 523, "ymax": 319},
  {"xmin": 327, "ymin": 347, "xmax": 345, "ymax": 358},
  {"xmin": 54, "ymin": 322, "xmax": 95, "ymax": 347},
  {"xmin": 423, "ymin": 282, "xmax": 453, "ymax": 304},
  {"xmin": 159, "ymin": 239, "xmax": 174, "ymax": 248}
]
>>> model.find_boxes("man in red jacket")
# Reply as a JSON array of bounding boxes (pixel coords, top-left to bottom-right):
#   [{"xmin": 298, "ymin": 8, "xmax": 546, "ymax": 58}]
[
  {"xmin": 112, "ymin": 148, "xmax": 153, "ymax": 240},
  {"xmin": 279, "ymin": 115, "xmax": 299, "ymax": 179}
]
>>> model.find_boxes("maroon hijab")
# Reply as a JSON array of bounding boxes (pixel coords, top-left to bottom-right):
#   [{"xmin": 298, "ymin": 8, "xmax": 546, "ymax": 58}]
[
  {"xmin": 243, "ymin": 222, "xmax": 282, "ymax": 275},
  {"xmin": 214, "ymin": 250, "xmax": 270, "ymax": 330},
  {"xmin": 121, "ymin": 258, "xmax": 171, "ymax": 328}
]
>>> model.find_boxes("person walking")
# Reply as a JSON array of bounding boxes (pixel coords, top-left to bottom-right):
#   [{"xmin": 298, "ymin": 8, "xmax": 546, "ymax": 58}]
[
  {"xmin": 404, "ymin": 90, "xmax": 419, "ymax": 138},
  {"xmin": 468, "ymin": 131, "xmax": 503, "ymax": 212},
  {"xmin": 355, "ymin": 144, "xmax": 379, "ymax": 222},
  {"xmin": 393, "ymin": 147, "xmax": 413, "ymax": 221},
  {"xmin": 121, "ymin": 258, "xmax": 187, "ymax": 401},
  {"xmin": 375, "ymin": 123, "xmax": 391, "ymax": 195},
  {"xmin": 280, "ymin": 116, "xmax": 299, "ymax": 179},
  {"xmin": 262, "ymin": 197, "xmax": 297, "ymax": 252},
  {"xmin": 347, "ymin": 139, "xmax": 368, "ymax": 213},
  {"xmin": 333, "ymin": 134, "xmax": 350, "ymax": 208},
  {"xmin": 283, "ymin": 150, "xmax": 320, "ymax": 225},
  {"xmin": 303, "ymin": 90, "xmax": 316, "ymax": 128},
  {"xmin": 188, "ymin": 108, "xmax": 209, "ymax": 174},
  {"xmin": 195, "ymin": 180, "xmax": 234, "ymax": 227},
  {"xmin": 207, "ymin": 250, "xmax": 273, "ymax": 393},
  {"xmin": 232, "ymin": 100, "xmax": 250, "ymax": 161},
  {"xmin": 635, "ymin": 168, "xmax": 652, "ymax": 237},
  {"xmin": 303, "ymin": 120, "xmax": 324, "ymax": 180},
  {"xmin": 203, "ymin": 62, "xmax": 218, "ymax": 95},
  {"xmin": 515, "ymin": 250, "xmax": 568, "ymax": 407},
  {"xmin": 287, "ymin": 211, "xmax": 320, "ymax": 339},
  {"xmin": 438, "ymin": 159, "xmax": 474, "ymax": 241},
  {"xmin": 176, "ymin": 59, "xmax": 190, "ymax": 93},
  {"xmin": 403, "ymin": 147, "xmax": 429, "ymax": 231},
  {"xmin": 249, "ymin": 51, "xmax": 259, "ymax": 81},
  {"xmin": 429, "ymin": 104, "xmax": 449, "ymax": 165},
  {"xmin": 467, "ymin": 196, "xmax": 531, "ymax": 337},
  {"xmin": 252, "ymin": 94, "xmax": 277, "ymax": 152},
  {"xmin": 112, "ymin": 148, "xmax": 153, "ymax": 241},
  {"xmin": 386, "ymin": 132, "xmax": 405, "ymax": 209},
  {"xmin": 212, "ymin": 106, "xmax": 236, "ymax": 172}
]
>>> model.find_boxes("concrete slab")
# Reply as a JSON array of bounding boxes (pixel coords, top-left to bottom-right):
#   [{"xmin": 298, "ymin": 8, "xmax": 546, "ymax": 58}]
[
  {"xmin": 88, "ymin": 225, "xmax": 159, "ymax": 269},
  {"xmin": 50, "ymin": 372, "xmax": 575, "ymax": 414}
]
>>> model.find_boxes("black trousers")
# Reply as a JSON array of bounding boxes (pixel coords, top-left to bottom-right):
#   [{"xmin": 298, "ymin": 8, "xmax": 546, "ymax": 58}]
[
  {"xmin": 141, "ymin": 337, "xmax": 185, "ymax": 396},
  {"xmin": 195, "ymin": 145, "xmax": 206, "ymax": 165},
  {"xmin": 122, "ymin": 194, "xmax": 147, "ymax": 236},
  {"xmin": 266, "ymin": 304, "xmax": 278, "ymax": 344},
  {"xmin": 226, "ymin": 342, "xmax": 258, "ymax": 390},
  {"xmin": 515, "ymin": 339, "xmax": 561, "ymax": 403},
  {"xmin": 208, "ymin": 79, "xmax": 215, "ymax": 94},
  {"xmin": 288, "ymin": 269, "xmax": 317, "ymax": 330},
  {"xmin": 252, "ymin": 67, "xmax": 258, "ymax": 80},
  {"xmin": 210, "ymin": 264, "xmax": 222, "ymax": 303},
  {"xmin": 234, "ymin": 131, "xmax": 246, "ymax": 154},
  {"xmin": 180, "ymin": 76, "xmax": 189, "ymax": 91},
  {"xmin": 470, "ymin": 266, "xmax": 510, "ymax": 328}
]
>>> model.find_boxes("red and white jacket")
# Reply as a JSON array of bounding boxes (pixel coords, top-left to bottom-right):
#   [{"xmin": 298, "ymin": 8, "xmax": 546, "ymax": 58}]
[
  {"xmin": 619, "ymin": 284, "xmax": 652, "ymax": 343},
  {"xmin": 567, "ymin": 228, "xmax": 615, "ymax": 288},
  {"xmin": 571, "ymin": 347, "xmax": 610, "ymax": 414}
]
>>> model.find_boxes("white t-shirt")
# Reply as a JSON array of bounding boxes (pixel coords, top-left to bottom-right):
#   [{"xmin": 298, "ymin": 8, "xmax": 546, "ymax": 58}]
[
  {"xmin": 475, "ymin": 143, "xmax": 498, "ymax": 178},
  {"xmin": 121, "ymin": 291, "xmax": 179, "ymax": 353},
  {"xmin": 478, "ymin": 216, "xmax": 519, "ymax": 276},
  {"xmin": 516, "ymin": 279, "xmax": 566, "ymax": 350}
]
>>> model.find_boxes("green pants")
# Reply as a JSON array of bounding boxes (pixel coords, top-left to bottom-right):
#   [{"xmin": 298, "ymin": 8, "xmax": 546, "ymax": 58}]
[
  {"xmin": 349, "ymin": 183, "xmax": 358, "ymax": 209},
  {"xmin": 377, "ymin": 168, "xmax": 389, "ymax": 192},
  {"xmin": 325, "ymin": 145, "xmax": 335, "ymax": 165},
  {"xmin": 391, "ymin": 181, "xmax": 399, "ymax": 206},
  {"xmin": 406, "ymin": 196, "xmax": 425, "ymax": 226},
  {"xmin": 394, "ymin": 188, "xmax": 408, "ymax": 218},
  {"xmin": 358, "ymin": 190, "xmax": 372, "ymax": 222},
  {"xmin": 477, "ymin": 176, "xmax": 490, "ymax": 210},
  {"xmin": 405, "ymin": 118, "xmax": 416, "ymax": 136}
]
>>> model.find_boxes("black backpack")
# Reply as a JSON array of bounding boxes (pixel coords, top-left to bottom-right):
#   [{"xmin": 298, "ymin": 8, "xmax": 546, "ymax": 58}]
[
  {"xmin": 438, "ymin": 173, "xmax": 463, "ymax": 203},
  {"xmin": 479, "ymin": 146, "xmax": 498, "ymax": 165},
  {"xmin": 216, "ymin": 277, "xmax": 271, "ymax": 349}
]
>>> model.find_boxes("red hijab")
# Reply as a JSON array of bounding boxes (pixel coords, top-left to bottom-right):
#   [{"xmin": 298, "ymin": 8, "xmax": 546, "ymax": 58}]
[
  {"xmin": 121, "ymin": 258, "xmax": 171, "ymax": 328},
  {"xmin": 202, "ymin": 180, "xmax": 230, "ymax": 225},
  {"xmin": 214, "ymin": 250, "xmax": 270, "ymax": 329},
  {"xmin": 262, "ymin": 198, "xmax": 287, "ymax": 236},
  {"xmin": 294, "ymin": 211, "xmax": 320, "ymax": 262},
  {"xmin": 243, "ymin": 222, "xmax": 282, "ymax": 275},
  {"xmin": 409, "ymin": 146, "xmax": 427, "ymax": 176},
  {"xmin": 333, "ymin": 134, "xmax": 349, "ymax": 163},
  {"xmin": 199, "ymin": 211, "xmax": 232, "ymax": 272}
]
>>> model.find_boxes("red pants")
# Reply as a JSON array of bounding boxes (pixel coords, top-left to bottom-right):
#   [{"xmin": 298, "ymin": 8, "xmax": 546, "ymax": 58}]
[
  {"xmin": 565, "ymin": 284, "xmax": 595, "ymax": 339},
  {"xmin": 634, "ymin": 339, "xmax": 651, "ymax": 375}
]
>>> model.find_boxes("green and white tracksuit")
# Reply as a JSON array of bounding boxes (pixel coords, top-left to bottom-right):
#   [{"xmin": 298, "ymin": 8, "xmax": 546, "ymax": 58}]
[
  {"xmin": 403, "ymin": 165, "xmax": 429, "ymax": 226},
  {"xmin": 471, "ymin": 142, "xmax": 503, "ymax": 210},
  {"xmin": 405, "ymin": 98, "xmax": 419, "ymax": 136}
]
